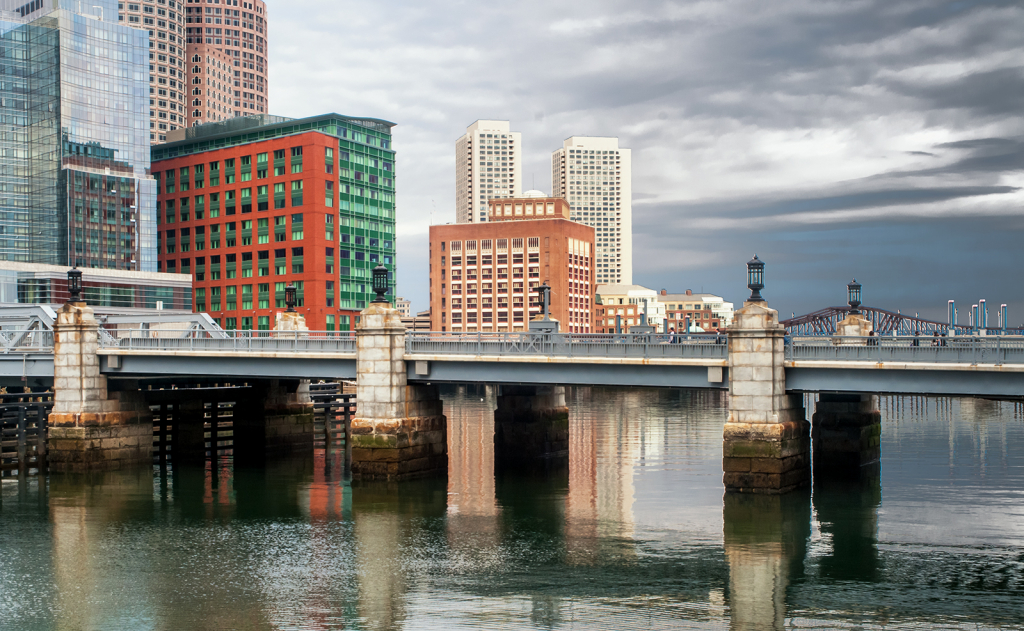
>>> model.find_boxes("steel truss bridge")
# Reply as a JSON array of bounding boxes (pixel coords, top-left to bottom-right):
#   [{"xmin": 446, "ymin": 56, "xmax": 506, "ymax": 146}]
[{"xmin": 780, "ymin": 305, "xmax": 1024, "ymax": 336}]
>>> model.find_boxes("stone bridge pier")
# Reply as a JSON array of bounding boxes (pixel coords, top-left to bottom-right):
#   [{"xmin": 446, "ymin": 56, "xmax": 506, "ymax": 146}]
[
  {"xmin": 723, "ymin": 301, "xmax": 810, "ymax": 494},
  {"xmin": 493, "ymin": 385, "xmax": 569, "ymax": 469},
  {"xmin": 351, "ymin": 302, "xmax": 447, "ymax": 480},
  {"xmin": 48, "ymin": 303, "xmax": 153, "ymax": 472},
  {"xmin": 811, "ymin": 313, "xmax": 882, "ymax": 476}
]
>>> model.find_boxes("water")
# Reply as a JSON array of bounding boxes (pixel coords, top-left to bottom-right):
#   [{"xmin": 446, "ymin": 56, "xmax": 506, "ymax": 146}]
[{"xmin": 1, "ymin": 387, "xmax": 1023, "ymax": 630}]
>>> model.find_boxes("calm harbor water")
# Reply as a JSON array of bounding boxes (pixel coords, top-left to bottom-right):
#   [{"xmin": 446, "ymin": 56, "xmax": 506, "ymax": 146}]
[{"xmin": 1, "ymin": 387, "xmax": 1023, "ymax": 630}]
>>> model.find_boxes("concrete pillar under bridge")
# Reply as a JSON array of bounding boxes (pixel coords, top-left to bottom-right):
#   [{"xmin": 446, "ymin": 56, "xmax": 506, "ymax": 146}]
[
  {"xmin": 724, "ymin": 301, "xmax": 809, "ymax": 494},
  {"xmin": 351, "ymin": 301, "xmax": 447, "ymax": 480},
  {"xmin": 493, "ymin": 385, "xmax": 569, "ymax": 469},
  {"xmin": 811, "ymin": 393, "xmax": 882, "ymax": 474},
  {"xmin": 811, "ymin": 313, "xmax": 882, "ymax": 475},
  {"xmin": 48, "ymin": 303, "xmax": 153, "ymax": 472}
]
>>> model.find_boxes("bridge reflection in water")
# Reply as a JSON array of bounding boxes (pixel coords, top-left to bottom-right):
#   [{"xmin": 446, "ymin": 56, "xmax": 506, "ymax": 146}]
[{"xmin": 2, "ymin": 388, "xmax": 1023, "ymax": 630}]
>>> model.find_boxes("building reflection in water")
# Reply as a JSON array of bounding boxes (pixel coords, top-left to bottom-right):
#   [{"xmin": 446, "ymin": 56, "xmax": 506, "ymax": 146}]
[
  {"xmin": 445, "ymin": 384, "xmax": 503, "ymax": 555},
  {"xmin": 565, "ymin": 387, "xmax": 640, "ymax": 564},
  {"xmin": 49, "ymin": 470, "xmax": 161, "ymax": 630},
  {"xmin": 723, "ymin": 491, "xmax": 811, "ymax": 631},
  {"xmin": 351, "ymin": 478, "xmax": 447, "ymax": 631}
]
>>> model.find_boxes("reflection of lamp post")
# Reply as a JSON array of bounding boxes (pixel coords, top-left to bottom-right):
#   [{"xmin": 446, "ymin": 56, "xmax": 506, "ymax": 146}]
[
  {"xmin": 372, "ymin": 264, "xmax": 389, "ymax": 304},
  {"xmin": 67, "ymin": 267, "xmax": 83, "ymax": 304},
  {"xmin": 847, "ymin": 279, "xmax": 862, "ymax": 315},
  {"xmin": 746, "ymin": 255, "xmax": 765, "ymax": 303}
]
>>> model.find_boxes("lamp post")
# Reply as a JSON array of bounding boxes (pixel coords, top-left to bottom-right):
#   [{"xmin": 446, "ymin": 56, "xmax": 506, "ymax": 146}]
[
  {"xmin": 746, "ymin": 255, "xmax": 765, "ymax": 303},
  {"xmin": 847, "ymin": 279, "xmax": 862, "ymax": 315},
  {"xmin": 372, "ymin": 264, "xmax": 390, "ymax": 304},
  {"xmin": 67, "ymin": 267, "xmax": 83, "ymax": 304},
  {"xmin": 285, "ymin": 282, "xmax": 297, "ymax": 313}
]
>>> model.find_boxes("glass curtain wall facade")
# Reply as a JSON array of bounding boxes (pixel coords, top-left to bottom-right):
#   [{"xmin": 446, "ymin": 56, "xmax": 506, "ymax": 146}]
[{"xmin": 0, "ymin": 1, "xmax": 157, "ymax": 271}]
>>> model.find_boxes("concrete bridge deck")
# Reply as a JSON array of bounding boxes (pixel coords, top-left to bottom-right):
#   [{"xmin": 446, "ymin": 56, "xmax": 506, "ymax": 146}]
[{"xmin": 4, "ymin": 329, "xmax": 1024, "ymax": 396}]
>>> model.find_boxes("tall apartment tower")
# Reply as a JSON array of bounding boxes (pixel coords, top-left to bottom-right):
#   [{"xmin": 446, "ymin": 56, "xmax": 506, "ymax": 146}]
[
  {"xmin": 455, "ymin": 120, "xmax": 522, "ymax": 223},
  {"xmin": 182, "ymin": 0, "xmax": 269, "ymax": 126},
  {"xmin": 118, "ymin": 0, "xmax": 187, "ymax": 144},
  {"xmin": 552, "ymin": 137, "xmax": 632, "ymax": 285},
  {"xmin": 121, "ymin": 0, "xmax": 269, "ymax": 144}
]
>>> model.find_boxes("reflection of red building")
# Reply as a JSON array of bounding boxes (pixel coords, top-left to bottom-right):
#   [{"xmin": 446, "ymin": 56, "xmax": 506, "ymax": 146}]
[{"xmin": 429, "ymin": 196, "xmax": 595, "ymax": 333}]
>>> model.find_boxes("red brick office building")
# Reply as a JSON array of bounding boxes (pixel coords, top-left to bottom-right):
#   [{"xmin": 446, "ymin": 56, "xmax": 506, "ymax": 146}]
[
  {"xmin": 429, "ymin": 195, "xmax": 595, "ymax": 333},
  {"xmin": 153, "ymin": 114, "xmax": 398, "ymax": 331}
]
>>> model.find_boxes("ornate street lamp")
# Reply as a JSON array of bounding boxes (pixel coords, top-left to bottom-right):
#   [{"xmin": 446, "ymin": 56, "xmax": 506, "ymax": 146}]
[
  {"xmin": 67, "ymin": 267, "xmax": 83, "ymax": 304},
  {"xmin": 746, "ymin": 255, "xmax": 765, "ymax": 303},
  {"xmin": 285, "ymin": 282, "xmax": 297, "ymax": 313},
  {"xmin": 847, "ymin": 278, "xmax": 862, "ymax": 315},
  {"xmin": 372, "ymin": 264, "xmax": 390, "ymax": 304}
]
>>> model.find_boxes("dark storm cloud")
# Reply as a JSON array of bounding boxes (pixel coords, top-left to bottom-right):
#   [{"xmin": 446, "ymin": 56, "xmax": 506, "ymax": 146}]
[{"xmin": 272, "ymin": 0, "xmax": 1024, "ymax": 315}]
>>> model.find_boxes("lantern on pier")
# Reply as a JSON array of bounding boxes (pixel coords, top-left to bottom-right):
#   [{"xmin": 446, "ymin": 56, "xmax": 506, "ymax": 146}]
[
  {"xmin": 285, "ymin": 282, "xmax": 297, "ymax": 313},
  {"xmin": 746, "ymin": 255, "xmax": 765, "ymax": 303},
  {"xmin": 67, "ymin": 267, "xmax": 83, "ymax": 304},
  {"xmin": 847, "ymin": 279, "xmax": 862, "ymax": 315},
  {"xmin": 372, "ymin": 264, "xmax": 390, "ymax": 304}
]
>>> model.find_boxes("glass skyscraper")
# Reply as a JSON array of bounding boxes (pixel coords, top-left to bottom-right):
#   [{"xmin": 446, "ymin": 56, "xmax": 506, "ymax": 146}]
[{"xmin": 0, "ymin": 0, "xmax": 157, "ymax": 271}]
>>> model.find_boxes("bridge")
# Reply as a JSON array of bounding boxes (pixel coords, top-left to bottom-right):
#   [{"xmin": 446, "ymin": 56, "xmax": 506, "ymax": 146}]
[
  {"xmin": 4, "ymin": 326, "xmax": 1024, "ymax": 396},
  {"xmin": 2, "ymin": 275, "xmax": 1022, "ymax": 495},
  {"xmin": 781, "ymin": 304, "xmax": 1024, "ymax": 336}
]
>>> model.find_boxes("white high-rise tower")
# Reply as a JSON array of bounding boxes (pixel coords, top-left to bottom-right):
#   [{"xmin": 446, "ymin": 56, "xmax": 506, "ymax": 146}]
[
  {"xmin": 552, "ymin": 137, "xmax": 632, "ymax": 285},
  {"xmin": 455, "ymin": 120, "xmax": 522, "ymax": 223}
]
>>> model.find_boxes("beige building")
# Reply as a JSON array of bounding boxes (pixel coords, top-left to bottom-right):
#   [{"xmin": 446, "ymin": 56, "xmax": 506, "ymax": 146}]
[
  {"xmin": 660, "ymin": 289, "xmax": 735, "ymax": 331},
  {"xmin": 552, "ymin": 137, "xmax": 633, "ymax": 285},
  {"xmin": 455, "ymin": 120, "xmax": 522, "ymax": 224},
  {"xmin": 186, "ymin": 46, "xmax": 235, "ymax": 126},
  {"xmin": 118, "ymin": 0, "xmax": 187, "ymax": 144},
  {"xmin": 394, "ymin": 296, "xmax": 412, "ymax": 318},
  {"xmin": 593, "ymin": 284, "xmax": 664, "ymax": 332},
  {"xmin": 183, "ymin": 0, "xmax": 268, "ymax": 126},
  {"xmin": 120, "ymin": 0, "xmax": 269, "ymax": 144}
]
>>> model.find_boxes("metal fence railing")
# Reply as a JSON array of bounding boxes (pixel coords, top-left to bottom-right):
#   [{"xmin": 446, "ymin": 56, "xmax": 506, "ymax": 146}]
[
  {"xmin": 100, "ymin": 329, "xmax": 357, "ymax": 353},
  {"xmin": 0, "ymin": 330, "xmax": 55, "ymax": 354},
  {"xmin": 404, "ymin": 331, "xmax": 728, "ymax": 360},
  {"xmin": 787, "ymin": 335, "xmax": 1024, "ymax": 365},
  {"xmin": 13, "ymin": 327, "xmax": 1022, "ymax": 366}
]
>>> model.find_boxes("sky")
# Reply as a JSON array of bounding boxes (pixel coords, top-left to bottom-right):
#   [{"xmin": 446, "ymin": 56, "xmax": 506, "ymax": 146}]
[{"xmin": 271, "ymin": 0, "xmax": 1024, "ymax": 325}]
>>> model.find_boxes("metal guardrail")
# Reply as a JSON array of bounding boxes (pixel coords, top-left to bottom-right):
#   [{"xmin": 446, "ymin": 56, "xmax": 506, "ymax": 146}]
[
  {"xmin": 787, "ymin": 335, "xmax": 1024, "ymax": 365},
  {"xmin": 101, "ymin": 330, "xmax": 357, "ymax": 353},
  {"xmin": 1, "ymin": 330, "xmax": 55, "ymax": 354},
  {"xmin": 15, "ymin": 327, "xmax": 1024, "ymax": 367},
  {"xmin": 405, "ymin": 331, "xmax": 728, "ymax": 360}
]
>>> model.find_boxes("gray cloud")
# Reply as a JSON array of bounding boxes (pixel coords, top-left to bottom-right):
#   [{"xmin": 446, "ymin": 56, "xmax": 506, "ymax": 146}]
[{"xmin": 270, "ymin": 0, "xmax": 1024, "ymax": 320}]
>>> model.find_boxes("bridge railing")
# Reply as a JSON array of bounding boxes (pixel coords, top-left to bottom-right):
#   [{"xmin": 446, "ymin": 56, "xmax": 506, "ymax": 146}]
[
  {"xmin": 405, "ymin": 331, "xmax": 728, "ymax": 360},
  {"xmin": 0, "ymin": 330, "xmax": 55, "ymax": 353},
  {"xmin": 100, "ymin": 330, "xmax": 357, "ymax": 353},
  {"xmin": 787, "ymin": 335, "xmax": 1024, "ymax": 365}
]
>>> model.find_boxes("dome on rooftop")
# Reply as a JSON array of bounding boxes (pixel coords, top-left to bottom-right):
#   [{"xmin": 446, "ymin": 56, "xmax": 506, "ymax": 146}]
[{"xmin": 522, "ymin": 190, "xmax": 547, "ymax": 198}]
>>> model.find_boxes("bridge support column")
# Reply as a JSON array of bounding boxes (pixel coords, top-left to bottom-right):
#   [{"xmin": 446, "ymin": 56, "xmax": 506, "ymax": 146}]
[
  {"xmin": 351, "ymin": 302, "xmax": 447, "ymax": 480},
  {"xmin": 172, "ymin": 399, "xmax": 208, "ymax": 462},
  {"xmin": 724, "ymin": 302, "xmax": 809, "ymax": 494},
  {"xmin": 48, "ymin": 303, "xmax": 153, "ymax": 472},
  {"xmin": 493, "ymin": 385, "xmax": 569, "ymax": 468},
  {"xmin": 811, "ymin": 393, "xmax": 881, "ymax": 473},
  {"xmin": 233, "ymin": 379, "xmax": 315, "ymax": 460}
]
